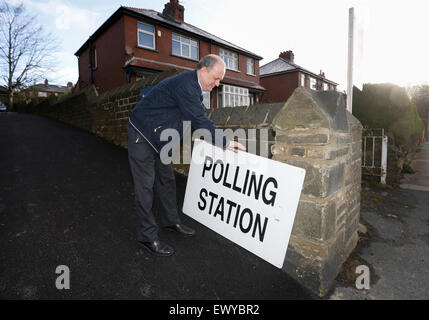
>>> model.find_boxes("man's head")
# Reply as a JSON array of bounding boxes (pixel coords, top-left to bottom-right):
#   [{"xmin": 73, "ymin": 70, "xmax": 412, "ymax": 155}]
[{"xmin": 197, "ymin": 54, "xmax": 226, "ymax": 92}]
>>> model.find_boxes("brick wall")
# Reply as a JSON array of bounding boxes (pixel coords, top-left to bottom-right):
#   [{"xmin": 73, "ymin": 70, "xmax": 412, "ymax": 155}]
[
  {"xmin": 260, "ymin": 72, "xmax": 299, "ymax": 103},
  {"xmin": 16, "ymin": 69, "xmax": 179, "ymax": 148}
]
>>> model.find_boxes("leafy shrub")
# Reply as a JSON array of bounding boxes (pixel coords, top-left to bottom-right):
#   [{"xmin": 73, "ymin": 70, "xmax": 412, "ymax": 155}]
[{"xmin": 353, "ymin": 83, "xmax": 424, "ymax": 146}]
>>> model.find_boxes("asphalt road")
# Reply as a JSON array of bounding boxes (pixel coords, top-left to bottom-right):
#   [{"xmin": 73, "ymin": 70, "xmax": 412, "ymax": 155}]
[{"xmin": 0, "ymin": 112, "xmax": 315, "ymax": 300}]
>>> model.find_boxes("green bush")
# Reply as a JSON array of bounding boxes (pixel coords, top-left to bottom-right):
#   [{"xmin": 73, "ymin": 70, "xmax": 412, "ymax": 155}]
[{"xmin": 353, "ymin": 83, "xmax": 424, "ymax": 146}]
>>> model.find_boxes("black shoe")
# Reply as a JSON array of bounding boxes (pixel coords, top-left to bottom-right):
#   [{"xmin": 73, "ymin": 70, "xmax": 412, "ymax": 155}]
[
  {"xmin": 139, "ymin": 240, "xmax": 174, "ymax": 256},
  {"xmin": 165, "ymin": 224, "xmax": 195, "ymax": 237}
]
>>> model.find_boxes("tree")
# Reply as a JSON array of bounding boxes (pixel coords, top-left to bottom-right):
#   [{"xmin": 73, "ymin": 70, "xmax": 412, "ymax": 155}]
[
  {"xmin": 409, "ymin": 84, "xmax": 429, "ymax": 114},
  {"xmin": 0, "ymin": 1, "xmax": 56, "ymax": 110},
  {"xmin": 409, "ymin": 84, "xmax": 429, "ymax": 136}
]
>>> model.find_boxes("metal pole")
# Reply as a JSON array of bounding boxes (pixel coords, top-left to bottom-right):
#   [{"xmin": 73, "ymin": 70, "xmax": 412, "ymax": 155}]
[
  {"xmin": 381, "ymin": 135, "xmax": 388, "ymax": 184},
  {"xmin": 347, "ymin": 8, "xmax": 354, "ymax": 114}
]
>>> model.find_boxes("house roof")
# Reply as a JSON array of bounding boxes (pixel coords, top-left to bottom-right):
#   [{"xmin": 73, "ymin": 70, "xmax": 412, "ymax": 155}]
[
  {"xmin": 28, "ymin": 83, "xmax": 71, "ymax": 94},
  {"xmin": 75, "ymin": 6, "xmax": 262, "ymax": 60},
  {"xmin": 260, "ymin": 58, "xmax": 338, "ymax": 85}
]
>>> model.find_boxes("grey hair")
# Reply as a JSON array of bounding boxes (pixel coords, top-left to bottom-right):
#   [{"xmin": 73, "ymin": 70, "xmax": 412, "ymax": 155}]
[{"xmin": 197, "ymin": 54, "xmax": 225, "ymax": 71}]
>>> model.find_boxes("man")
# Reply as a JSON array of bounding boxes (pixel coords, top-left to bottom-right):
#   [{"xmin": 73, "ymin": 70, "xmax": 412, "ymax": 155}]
[{"xmin": 128, "ymin": 54, "xmax": 245, "ymax": 256}]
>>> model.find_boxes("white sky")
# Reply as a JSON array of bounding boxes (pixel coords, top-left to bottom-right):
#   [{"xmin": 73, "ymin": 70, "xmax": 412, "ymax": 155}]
[{"xmin": 13, "ymin": 0, "xmax": 429, "ymax": 90}]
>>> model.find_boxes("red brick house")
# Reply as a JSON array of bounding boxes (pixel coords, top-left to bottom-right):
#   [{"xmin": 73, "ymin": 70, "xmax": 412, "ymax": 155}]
[
  {"xmin": 260, "ymin": 50, "xmax": 338, "ymax": 103},
  {"xmin": 24, "ymin": 79, "xmax": 73, "ymax": 99},
  {"xmin": 74, "ymin": 0, "xmax": 265, "ymax": 109}
]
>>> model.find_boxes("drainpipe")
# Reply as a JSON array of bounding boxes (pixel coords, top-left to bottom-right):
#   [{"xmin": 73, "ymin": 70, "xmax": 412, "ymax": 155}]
[{"xmin": 88, "ymin": 37, "xmax": 95, "ymax": 85}]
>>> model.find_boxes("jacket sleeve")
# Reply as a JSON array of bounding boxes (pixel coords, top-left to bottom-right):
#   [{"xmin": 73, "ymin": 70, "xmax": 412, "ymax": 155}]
[{"xmin": 174, "ymin": 82, "xmax": 228, "ymax": 148}]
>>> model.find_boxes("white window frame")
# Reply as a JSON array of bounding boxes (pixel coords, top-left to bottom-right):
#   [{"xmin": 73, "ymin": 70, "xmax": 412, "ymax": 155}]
[
  {"xmin": 137, "ymin": 21, "xmax": 155, "ymax": 50},
  {"xmin": 220, "ymin": 48, "xmax": 238, "ymax": 71},
  {"xmin": 219, "ymin": 84, "xmax": 249, "ymax": 107},
  {"xmin": 246, "ymin": 57, "xmax": 254, "ymax": 75},
  {"xmin": 172, "ymin": 33, "xmax": 199, "ymax": 60}
]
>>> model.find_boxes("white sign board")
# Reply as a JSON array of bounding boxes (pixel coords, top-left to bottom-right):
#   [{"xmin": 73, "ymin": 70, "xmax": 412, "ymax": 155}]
[{"xmin": 182, "ymin": 140, "xmax": 306, "ymax": 268}]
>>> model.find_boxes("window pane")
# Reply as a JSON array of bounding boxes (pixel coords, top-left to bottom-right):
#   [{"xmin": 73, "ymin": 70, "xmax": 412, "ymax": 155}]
[
  {"xmin": 181, "ymin": 43, "xmax": 189, "ymax": 57},
  {"xmin": 191, "ymin": 46, "xmax": 198, "ymax": 60},
  {"xmin": 247, "ymin": 58, "xmax": 254, "ymax": 74},
  {"xmin": 138, "ymin": 22, "xmax": 154, "ymax": 33},
  {"xmin": 139, "ymin": 32, "xmax": 154, "ymax": 48},
  {"xmin": 172, "ymin": 40, "xmax": 180, "ymax": 55},
  {"xmin": 191, "ymin": 40, "xmax": 198, "ymax": 47},
  {"xmin": 181, "ymin": 37, "xmax": 190, "ymax": 44},
  {"xmin": 172, "ymin": 33, "xmax": 180, "ymax": 41}
]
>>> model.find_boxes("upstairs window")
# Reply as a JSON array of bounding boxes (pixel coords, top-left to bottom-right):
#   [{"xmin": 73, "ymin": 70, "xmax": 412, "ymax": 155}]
[
  {"xmin": 138, "ymin": 22, "xmax": 155, "ymax": 49},
  {"xmin": 220, "ymin": 48, "xmax": 238, "ymax": 71},
  {"xmin": 310, "ymin": 77, "xmax": 317, "ymax": 90},
  {"xmin": 300, "ymin": 73, "xmax": 306, "ymax": 87},
  {"xmin": 172, "ymin": 33, "xmax": 199, "ymax": 60},
  {"xmin": 246, "ymin": 57, "xmax": 255, "ymax": 75}
]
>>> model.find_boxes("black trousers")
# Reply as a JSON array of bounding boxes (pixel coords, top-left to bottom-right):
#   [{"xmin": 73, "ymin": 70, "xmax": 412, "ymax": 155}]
[{"xmin": 127, "ymin": 123, "xmax": 181, "ymax": 242}]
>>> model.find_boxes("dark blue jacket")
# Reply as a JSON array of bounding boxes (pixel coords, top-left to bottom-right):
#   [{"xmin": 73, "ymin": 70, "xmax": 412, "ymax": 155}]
[{"xmin": 129, "ymin": 70, "xmax": 228, "ymax": 154}]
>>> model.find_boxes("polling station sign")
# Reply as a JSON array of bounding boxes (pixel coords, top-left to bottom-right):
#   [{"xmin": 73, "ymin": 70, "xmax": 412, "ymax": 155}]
[{"xmin": 182, "ymin": 140, "xmax": 306, "ymax": 268}]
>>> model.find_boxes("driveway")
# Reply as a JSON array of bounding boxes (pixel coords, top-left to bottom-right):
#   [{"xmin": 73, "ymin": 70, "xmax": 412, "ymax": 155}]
[{"xmin": 0, "ymin": 113, "xmax": 315, "ymax": 300}]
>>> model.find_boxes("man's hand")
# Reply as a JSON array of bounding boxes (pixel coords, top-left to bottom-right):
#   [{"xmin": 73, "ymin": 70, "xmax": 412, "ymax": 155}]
[{"xmin": 226, "ymin": 140, "xmax": 246, "ymax": 153}]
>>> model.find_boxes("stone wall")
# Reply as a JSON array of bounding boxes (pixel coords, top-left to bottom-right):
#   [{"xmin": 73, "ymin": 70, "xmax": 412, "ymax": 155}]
[
  {"xmin": 269, "ymin": 88, "xmax": 362, "ymax": 296},
  {"xmin": 18, "ymin": 70, "xmax": 362, "ymax": 297},
  {"xmin": 16, "ymin": 69, "xmax": 179, "ymax": 149},
  {"xmin": 207, "ymin": 88, "xmax": 362, "ymax": 296}
]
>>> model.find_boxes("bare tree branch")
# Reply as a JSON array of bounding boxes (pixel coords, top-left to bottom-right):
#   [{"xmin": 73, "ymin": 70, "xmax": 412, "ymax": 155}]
[{"xmin": 0, "ymin": 0, "xmax": 58, "ymax": 108}]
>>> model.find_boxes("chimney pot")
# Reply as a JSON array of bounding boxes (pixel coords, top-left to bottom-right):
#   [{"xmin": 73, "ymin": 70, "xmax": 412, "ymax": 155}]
[
  {"xmin": 279, "ymin": 50, "xmax": 294, "ymax": 63},
  {"xmin": 162, "ymin": 0, "xmax": 184, "ymax": 22}
]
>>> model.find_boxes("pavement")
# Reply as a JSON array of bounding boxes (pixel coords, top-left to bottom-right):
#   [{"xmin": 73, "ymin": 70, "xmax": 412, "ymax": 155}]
[
  {"xmin": 328, "ymin": 141, "xmax": 429, "ymax": 299},
  {"xmin": 0, "ymin": 113, "xmax": 316, "ymax": 300}
]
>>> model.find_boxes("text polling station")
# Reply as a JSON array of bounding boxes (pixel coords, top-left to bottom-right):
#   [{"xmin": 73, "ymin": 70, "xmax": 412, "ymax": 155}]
[{"xmin": 183, "ymin": 140, "xmax": 306, "ymax": 268}]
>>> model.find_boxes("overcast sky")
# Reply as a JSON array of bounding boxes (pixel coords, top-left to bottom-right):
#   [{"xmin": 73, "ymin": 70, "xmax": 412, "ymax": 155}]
[{"xmin": 11, "ymin": 0, "xmax": 429, "ymax": 90}]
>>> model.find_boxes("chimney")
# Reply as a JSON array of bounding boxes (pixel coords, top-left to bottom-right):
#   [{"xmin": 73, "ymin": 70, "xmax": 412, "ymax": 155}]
[
  {"xmin": 279, "ymin": 50, "xmax": 294, "ymax": 63},
  {"xmin": 162, "ymin": 0, "xmax": 184, "ymax": 23},
  {"xmin": 67, "ymin": 82, "xmax": 73, "ymax": 88},
  {"xmin": 44, "ymin": 79, "xmax": 48, "ymax": 85},
  {"xmin": 319, "ymin": 70, "xmax": 325, "ymax": 78}
]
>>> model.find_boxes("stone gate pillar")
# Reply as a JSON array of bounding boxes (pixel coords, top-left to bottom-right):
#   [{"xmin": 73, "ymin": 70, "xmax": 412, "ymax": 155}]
[{"xmin": 271, "ymin": 87, "xmax": 362, "ymax": 296}]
